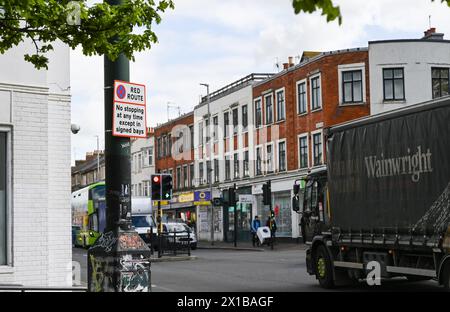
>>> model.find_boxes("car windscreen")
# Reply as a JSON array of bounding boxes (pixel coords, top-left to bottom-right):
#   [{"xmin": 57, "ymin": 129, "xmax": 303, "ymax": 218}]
[
  {"xmin": 166, "ymin": 224, "xmax": 186, "ymax": 233},
  {"xmin": 132, "ymin": 216, "xmax": 154, "ymax": 228}
]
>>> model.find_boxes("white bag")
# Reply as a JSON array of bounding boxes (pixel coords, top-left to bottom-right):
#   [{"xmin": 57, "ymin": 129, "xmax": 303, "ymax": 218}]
[{"xmin": 257, "ymin": 226, "xmax": 271, "ymax": 244}]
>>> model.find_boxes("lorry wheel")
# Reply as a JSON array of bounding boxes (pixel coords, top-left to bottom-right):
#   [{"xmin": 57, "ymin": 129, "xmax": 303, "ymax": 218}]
[
  {"xmin": 443, "ymin": 262, "xmax": 450, "ymax": 291},
  {"xmin": 315, "ymin": 245, "xmax": 335, "ymax": 289}
]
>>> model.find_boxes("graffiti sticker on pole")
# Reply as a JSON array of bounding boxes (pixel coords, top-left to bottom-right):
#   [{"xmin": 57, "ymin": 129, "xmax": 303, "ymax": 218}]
[{"xmin": 113, "ymin": 80, "xmax": 147, "ymax": 138}]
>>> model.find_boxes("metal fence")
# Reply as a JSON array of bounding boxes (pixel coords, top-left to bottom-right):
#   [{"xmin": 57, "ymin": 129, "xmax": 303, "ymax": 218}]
[{"xmin": 157, "ymin": 231, "xmax": 191, "ymax": 258}]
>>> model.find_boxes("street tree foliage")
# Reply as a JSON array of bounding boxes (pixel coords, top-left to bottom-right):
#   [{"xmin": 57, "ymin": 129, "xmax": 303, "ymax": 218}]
[
  {"xmin": 0, "ymin": 0, "xmax": 174, "ymax": 69},
  {"xmin": 1, "ymin": 1, "xmax": 450, "ymax": 70},
  {"xmin": 292, "ymin": 0, "xmax": 450, "ymax": 24}
]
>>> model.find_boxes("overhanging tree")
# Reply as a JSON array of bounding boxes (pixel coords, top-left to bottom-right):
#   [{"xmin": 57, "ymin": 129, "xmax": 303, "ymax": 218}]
[
  {"xmin": 292, "ymin": 0, "xmax": 450, "ymax": 24},
  {"xmin": 1, "ymin": 0, "xmax": 450, "ymax": 70},
  {"xmin": 0, "ymin": 0, "xmax": 174, "ymax": 69}
]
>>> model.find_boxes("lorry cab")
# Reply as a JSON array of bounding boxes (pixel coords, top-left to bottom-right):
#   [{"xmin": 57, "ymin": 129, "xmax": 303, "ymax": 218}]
[{"xmin": 292, "ymin": 166, "xmax": 331, "ymax": 244}]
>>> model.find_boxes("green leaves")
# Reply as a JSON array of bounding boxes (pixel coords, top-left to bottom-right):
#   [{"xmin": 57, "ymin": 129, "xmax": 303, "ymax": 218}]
[
  {"xmin": 292, "ymin": 0, "xmax": 342, "ymax": 24},
  {"xmin": 292, "ymin": 0, "xmax": 450, "ymax": 25},
  {"xmin": 0, "ymin": 0, "xmax": 174, "ymax": 69}
]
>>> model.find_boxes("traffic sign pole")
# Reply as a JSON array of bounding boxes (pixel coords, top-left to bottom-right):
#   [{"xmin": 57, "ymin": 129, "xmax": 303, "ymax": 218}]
[{"xmin": 87, "ymin": 0, "xmax": 151, "ymax": 293}]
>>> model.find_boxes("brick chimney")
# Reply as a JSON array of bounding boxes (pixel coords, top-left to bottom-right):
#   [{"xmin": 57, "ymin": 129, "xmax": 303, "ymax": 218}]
[
  {"xmin": 422, "ymin": 27, "xmax": 444, "ymax": 40},
  {"xmin": 288, "ymin": 56, "xmax": 295, "ymax": 67},
  {"xmin": 283, "ymin": 63, "xmax": 289, "ymax": 70}
]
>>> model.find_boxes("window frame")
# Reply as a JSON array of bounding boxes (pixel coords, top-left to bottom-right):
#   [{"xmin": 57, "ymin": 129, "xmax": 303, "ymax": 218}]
[
  {"xmin": 264, "ymin": 93, "xmax": 274, "ymax": 125},
  {"xmin": 265, "ymin": 142, "xmax": 274, "ymax": 174},
  {"xmin": 233, "ymin": 152, "xmax": 240, "ymax": 179},
  {"xmin": 310, "ymin": 73, "xmax": 322, "ymax": 111},
  {"xmin": 214, "ymin": 158, "xmax": 220, "ymax": 183},
  {"xmin": 296, "ymin": 79, "xmax": 308, "ymax": 115},
  {"xmin": 275, "ymin": 87, "xmax": 286, "ymax": 122},
  {"xmin": 176, "ymin": 166, "xmax": 182, "ymax": 190},
  {"xmin": 311, "ymin": 129, "xmax": 324, "ymax": 167},
  {"xmin": 223, "ymin": 111, "xmax": 230, "ymax": 138},
  {"xmin": 243, "ymin": 149, "xmax": 250, "ymax": 178},
  {"xmin": 198, "ymin": 162, "xmax": 204, "ymax": 186},
  {"xmin": 383, "ymin": 67, "xmax": 405, "ymax": 101},
  {"xmin": 189, "ymin": 163, "xmax": 195, "ymax": 187},
  {"xmin": 255, "ymin": 145, "xmax": 263, "ymax": 176},
  {"xmin": 431, "ymin": 67, "xmax": 450, "ymax": 99},
  {"xmin": 198, "ymin": 121, "xmax": 204, "ymax": 147},
  {"xmin": 232, "ymin": 107, "xmax": 239, "ymax": 136},
  {"xmin": 298, "ymin": 133, "xmax": 309, "ymax": 169},
  {"xmin": 277, "ymin": 139, "xmax": 287, "ymax": 172},
  {"xmin": 0, "ymin": 128, "xmax": 11, "ymax": 268},
  {"xmin": 225, "ymin": 155, "xmax": 231, "ymax": 181},
  {"xmin": 213, "ymin": 115, "xmax": 219, "ymax": 142},
  {"xmin": 242, "ymin": 105, "xmax": 248, "ymax": 132},
  {"xmin": 183, "ymin": 165, "xmax": 188, "ymax": 189},
  {"xmin": 254, "ymin": 97, "xmax": 263, "ymax": 129}
]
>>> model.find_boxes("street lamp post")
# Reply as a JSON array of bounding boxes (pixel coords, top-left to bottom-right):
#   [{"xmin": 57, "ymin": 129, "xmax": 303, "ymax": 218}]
[{"xmin": 200, "ymin": 83, "xmax": 214, "ymax": 246}]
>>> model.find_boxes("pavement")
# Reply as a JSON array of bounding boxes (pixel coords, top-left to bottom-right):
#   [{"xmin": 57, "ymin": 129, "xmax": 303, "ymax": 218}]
[
  {"xmin": 73, "ymin": 247, "xmax": 444, "ymax": 292},
  {"xmin": 197, "ymin": 240, "xmax": 307, "ymax": 252}
]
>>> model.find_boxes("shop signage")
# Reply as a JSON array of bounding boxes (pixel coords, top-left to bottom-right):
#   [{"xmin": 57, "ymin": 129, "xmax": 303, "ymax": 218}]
[
  {"xmin": 194, "ymin": 191, "xmax": 211, "ymax": 206},
  {"xmin": 238, "ymin": 194, "xmax": 253, "ymax": 204},
  {"xmin": 179, "ymin": 193, "xmax": 194, "ymax": 203}
]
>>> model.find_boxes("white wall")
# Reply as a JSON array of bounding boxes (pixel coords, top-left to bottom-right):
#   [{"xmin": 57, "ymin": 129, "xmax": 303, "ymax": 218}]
[
  {"xmin": 194, "ymin": 84, "xmax": 255, "ymax": 186},
  {"xmin": 369, "ymin": 40, "xmax": 450, "ymax": 115},
  {"xmin": 0, "ymin": 40, "xmax": 72, "ymax": 287},
  {"xmin": 131, "ymin": 136, "xmax": 155, "ymax": 196}
]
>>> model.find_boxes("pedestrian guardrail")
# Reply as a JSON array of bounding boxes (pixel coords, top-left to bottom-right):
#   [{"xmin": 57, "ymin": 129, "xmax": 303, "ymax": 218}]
[{"xmin": 157, "ymin": 231, "xmax": 191, "ymax": 258}]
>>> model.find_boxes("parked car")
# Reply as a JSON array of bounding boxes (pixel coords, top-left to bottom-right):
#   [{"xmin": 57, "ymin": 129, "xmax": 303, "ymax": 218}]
[{"xmin": 163, "ymin": 222, "xmax": 197, "ymax": 250}]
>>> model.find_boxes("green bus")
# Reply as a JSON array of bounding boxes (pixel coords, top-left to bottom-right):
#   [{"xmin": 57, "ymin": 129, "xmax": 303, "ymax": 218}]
[{"xmin": 71, "ymin": 182, "xmax": 106, "ymax": 248}]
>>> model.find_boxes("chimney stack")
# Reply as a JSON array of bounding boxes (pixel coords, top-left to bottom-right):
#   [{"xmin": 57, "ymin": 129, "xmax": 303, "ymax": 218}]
[
  {"xmin": 288, "ymin": 56, "xmax": 294, "ymax": 67},
  {"xmin": 283, "ymin": 63, "xmax": 289, "ymax": 70},
  {"xmin": 422, "ymin": 27, "xmax": 444, "ymax": 40}
]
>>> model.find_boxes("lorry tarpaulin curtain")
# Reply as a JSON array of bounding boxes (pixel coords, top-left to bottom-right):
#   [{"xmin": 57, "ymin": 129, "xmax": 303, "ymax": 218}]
[
  {"xmin": 0, "ymin": 132, "xmax": 6, "ymax": 265},
  {"xmin": 328, "ymin": 100, "xmax": 450, "ymax": 235}
]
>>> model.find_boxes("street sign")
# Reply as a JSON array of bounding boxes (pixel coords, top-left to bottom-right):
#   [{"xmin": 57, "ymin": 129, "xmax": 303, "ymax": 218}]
[
  {"xmin": 238, "ymin": 194, "xmax": 253, "ymax": 204},
  {"xmin": 113, "ymin": 80, "xmax": 147, "ymax": 138}
]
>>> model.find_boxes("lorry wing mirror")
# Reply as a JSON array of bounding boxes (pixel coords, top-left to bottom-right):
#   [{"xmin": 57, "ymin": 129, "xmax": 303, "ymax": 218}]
[
  {"xmin": 292, "ymin": 195, "xmax": 300, "ymax": 212},
  {"xmin": 293, "ymin": 184, "xmax": 300, "ymax": 195}
]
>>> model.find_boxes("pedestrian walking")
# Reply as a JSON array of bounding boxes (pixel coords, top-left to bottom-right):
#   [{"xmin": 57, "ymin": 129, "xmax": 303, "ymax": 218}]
[
  {"xmin": 251, "ymin": 215, "xmax": 261, "ymax": 247},
  {"xmin": 266, "ymin": 215, "xmax": 277, "ymax": 249}
]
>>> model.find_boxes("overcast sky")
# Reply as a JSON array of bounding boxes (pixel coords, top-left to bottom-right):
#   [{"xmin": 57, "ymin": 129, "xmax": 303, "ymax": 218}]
[{"xmin": 70, "ymin": 0, "xmax": 450, "ymax": 164}]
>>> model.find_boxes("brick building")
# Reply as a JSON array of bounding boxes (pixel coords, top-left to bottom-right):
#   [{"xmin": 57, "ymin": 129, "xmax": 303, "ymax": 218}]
[
  {"xmin": 154, "ymin": 112, "xmax": 196, "ymax": 226},
  {"xmin": 71, "ymin": 151, "xmax": 105, "ymax": 192},
  {"xmin": 251, "ymin": 48, "xmax": 370, "ymax": 239}
]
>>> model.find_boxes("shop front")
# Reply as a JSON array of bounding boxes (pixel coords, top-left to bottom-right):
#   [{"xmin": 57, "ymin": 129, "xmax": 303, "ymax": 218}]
[
  {"xmin": 224, "ymin": 186, "xmax": 253, "ymax": 243},
  {"xmin": 253, "ymin": 181, "xmax": 293, "ymax": 238},
  {"xmin": 159, "ymin": 193, "xmax": 197, "ymax": 230}
]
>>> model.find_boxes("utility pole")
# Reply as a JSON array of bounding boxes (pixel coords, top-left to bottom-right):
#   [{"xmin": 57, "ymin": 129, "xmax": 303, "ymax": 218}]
[
  {"xmin": 200, "ymin": 83, "xmax": 214, "ymax": 246},
  {"xmin": 88, "ymin": 0, "xmax": 151, "ymax": 293}
]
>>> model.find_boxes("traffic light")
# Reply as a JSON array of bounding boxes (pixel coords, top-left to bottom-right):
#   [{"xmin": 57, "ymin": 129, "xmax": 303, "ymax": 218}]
[
  {"xmin": 151, "ymin": 174, "xmax": 162, "ymax": 201},
  {"xmin": 161, "ymin": 174, "xmax": 173, "ymax": 200},
  {"xmin": 262, "ymin": 182, "xmax": 271, "ymax": 206}
]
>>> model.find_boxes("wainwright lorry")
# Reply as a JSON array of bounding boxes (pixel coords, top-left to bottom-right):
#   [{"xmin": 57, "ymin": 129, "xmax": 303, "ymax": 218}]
[{"xmin": 293, "ymin": 97, "xmax": 450, "ymax": 290}]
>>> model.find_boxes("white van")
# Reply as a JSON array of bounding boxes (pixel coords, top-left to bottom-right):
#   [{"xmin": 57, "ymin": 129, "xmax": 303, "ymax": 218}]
[{"xmin": 131, "ymin": 197, "xmax": 157, "ymax": 246}]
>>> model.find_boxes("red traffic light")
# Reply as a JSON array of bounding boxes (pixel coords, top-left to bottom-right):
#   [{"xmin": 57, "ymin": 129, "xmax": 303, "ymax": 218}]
[{"xmin": 153, "ymin": 176, "xmax": 160, "ymax": 183}]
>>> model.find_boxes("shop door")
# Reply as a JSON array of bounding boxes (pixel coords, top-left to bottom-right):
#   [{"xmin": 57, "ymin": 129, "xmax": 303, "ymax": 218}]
[{"xmin": 227, "ymin": 203, "xmax": 252, "ymax": 242}]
